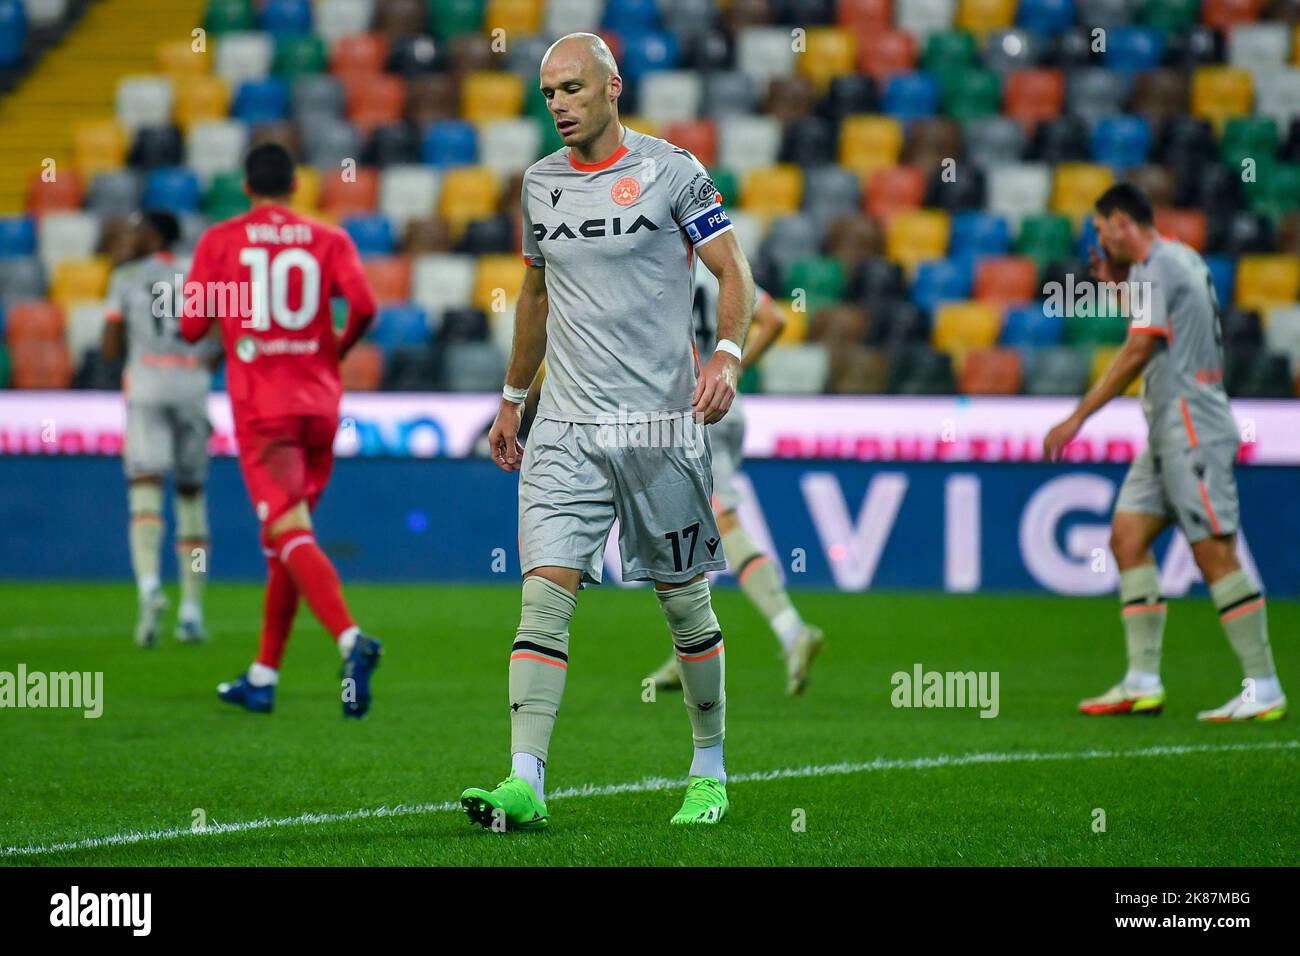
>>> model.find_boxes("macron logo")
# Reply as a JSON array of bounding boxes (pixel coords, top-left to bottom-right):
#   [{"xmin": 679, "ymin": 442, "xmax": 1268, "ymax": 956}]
[{"xmin": 50, "ymin": 886, "xmax": 151, "ymax": 936}]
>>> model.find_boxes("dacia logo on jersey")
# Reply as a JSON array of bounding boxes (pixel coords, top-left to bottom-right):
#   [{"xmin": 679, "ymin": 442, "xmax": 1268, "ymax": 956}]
[{"xmin": 532, "ymin": 216, "xmax": 660, "ymax": 242}]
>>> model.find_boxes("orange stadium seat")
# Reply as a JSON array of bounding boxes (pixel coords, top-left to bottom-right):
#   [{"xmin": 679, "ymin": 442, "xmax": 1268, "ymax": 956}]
[
  {"xmin": 960, "ymin": 347, "xmax": 1023, "ymax": 394},
  {"xmin": 340, "ymin": 342, "xmax": 384, "ymax": 391},
  {"xmin": 886, "ymin": 208, "xmax": 951, "ymax": 272},
  {"xmin": 331, "ymin": 33, "xmax": 390, "ymax": 77},
  {"xmin": 840, "ymin": 115, "xmax": 904, "ymax": 179},
  {"xmin": 838, "ymin": 0, "xmax": 893, "ymax": 32},
  {"xmin": 662, "ymin": 120, "xmax": 717, "ymax": 167},
  {"xmin": 1154, "ymin": 208, "xmax": 1208, "ymax": 252},
  {"xmin": 1005, "ymin": 70, "xmax": 1064, "ymax": 129},
  {"xmin": 857, "ymin": 30, "xmax": 918, "ymax": 82},
  {"xmin": 26, "ymin": 171, "xmax": 85, "ymax": 216},
  {"xmin": 741, "ymin": 165, "xmax": 803, "ymax": 217},
  {"xmin": 1235, "ymin": 255, "xmax": 1300, "ymax": 311},
  {"xmin": 4, "ymin": 302, "xmax": 64, "ymax": 344},
  {"xmin": 866, "ymin": 165, "xmax": 926, "ymax": 221},
  {"xmin": 321, "ymin": 168, "xmax": 380, "ymax": 219},
  {"xmin": 975, "ymin": 256, "xmax": 1039, "ymax": 307},
  {"xmin": 363, "ymin": 256, "xmax": 413, "ymax": 305},
  {"xmin": 345, "ymin": 74, "xmax": 407, "ymax": 131},
  {"xmin": 1201, "ymin": 0, "xmax": 1263, "ymax": 29},
  {"xmin": 462, "ymin": 71, "xmax": 524, "ymax": 122},
  {"xmin": 10, "ymin": 341, "xmax": 73, "ymax": 389}
]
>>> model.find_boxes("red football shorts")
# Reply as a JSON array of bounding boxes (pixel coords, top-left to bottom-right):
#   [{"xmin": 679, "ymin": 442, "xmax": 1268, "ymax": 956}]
[{"xmin": 235, "ymin": 414, "xmax": 338, "ymax": 526}]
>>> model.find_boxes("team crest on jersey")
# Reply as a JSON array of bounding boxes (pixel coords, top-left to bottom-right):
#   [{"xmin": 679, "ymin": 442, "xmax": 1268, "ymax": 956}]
[
  {"xmin": 611, "ymin": 176, "xmax": 640, "ymax": 206},
  {"xmin": 235, "ymin": 335, "xmax": 257, "ymax": 363}
]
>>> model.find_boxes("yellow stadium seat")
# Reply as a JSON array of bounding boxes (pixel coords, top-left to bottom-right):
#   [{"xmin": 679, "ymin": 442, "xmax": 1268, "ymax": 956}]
[
  {"xmin": 50, "ymin": 257, "xmax": 111, "ymax": 307},
  {"xmin": 291, "ymin": 167, "xmax": 321, "ymax": 214},
  {"xmin": 774, "ymin": 301, "xmax": 808, "ymax": 344},
  {"xmin": 798, "ymin": 27, "xmax": 856, "ymax": 91},
  {"xmin": 839, "ymin": 115, "xmax": 903, "ymax": 179},
  {"xmin": 957, "ymin": 0, "xmax": 1016, "ymax": 35},
  {"xmin": 440, "ymin": 167, "xmax": 500, "ymax": 236},
  {"xmin": 1293, "ymin": 24, "xmax": 1300, "ymax": 65},
  {"xmin": 619, "ymin": 115, "xmax": 660, "ymax": 139},
  {"xmin": 1235, "ymin": 255, "xmax": 1300, "ymax": 311},
  {"xmin": 885, "ymin": 209, "xmax": 951, "ymax": 272},
  {"xmin": 157, "ymin": 39, "xmax": 208, "ymax": 76},
  {"xmin": 933, "ymin": 301, "xmax": 1001, "ymax": 358},
  {"xmin": 485, "ymin": 0, "xmax": 541, "ymax": 35},
  {"xmin": 1191, "ymin": 67, "xmax": 1253, "ymax": 130},
  {"xmin": 462, "ymin": 71, "xmax": 524, "ymax": 122},
  {"xmin": 473, "ymin": 254, "xmax": 527, "ymax": 312},
  {"xmin": 1051, "ymin": 163, "xmax": 1114, "ymax": 221},
  {"xmin": 72, "ymin": 120, "xmax": 127, "ymax": 178},
  {"xmin": 1091, "ymin": 346, "xmax": 1140, "ymax": 395},
  {"xmin": 740, "ymin": 165, "xmax": 803, "ymax": 216},
  {"xmin": 173, "ymin": 74, "xmax": 230, "ymax": 129}
]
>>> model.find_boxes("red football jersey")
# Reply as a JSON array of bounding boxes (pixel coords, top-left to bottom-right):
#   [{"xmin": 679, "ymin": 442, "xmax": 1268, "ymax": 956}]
[{"xmin": 181, "ymin": 204, "xmax": 376, "ymax": 425}]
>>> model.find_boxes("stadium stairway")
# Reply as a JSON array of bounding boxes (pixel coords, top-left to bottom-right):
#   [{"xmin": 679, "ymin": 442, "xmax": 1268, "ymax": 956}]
[{"xmin": 0, "ymin": 0, "xmax": 207, "ymax": 213}]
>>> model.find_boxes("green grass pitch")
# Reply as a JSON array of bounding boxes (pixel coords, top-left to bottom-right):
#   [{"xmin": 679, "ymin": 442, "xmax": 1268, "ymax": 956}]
[{"xmin": 0, "ymin": 582, "xmax": 1296, "ymax": 866}]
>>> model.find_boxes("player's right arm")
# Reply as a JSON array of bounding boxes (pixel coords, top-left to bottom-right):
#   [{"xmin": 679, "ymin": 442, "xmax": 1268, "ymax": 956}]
[{"xmin": 489, "ymin": 261, "xmax": 548, "ymax": 472}]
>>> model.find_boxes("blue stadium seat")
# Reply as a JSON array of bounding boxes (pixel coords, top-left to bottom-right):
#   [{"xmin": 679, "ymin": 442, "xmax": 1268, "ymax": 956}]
[
  {"xmin": 883, "ymin": 73, "xmax": 939, "ymax": 122},
  {"xmin": 142, "ymin": 168, "xmax": 202, "ymax": 213},
  {"xmin": 343, "ymin": 216, "xmax": 396, "ymax": 256},
  {"xmin": 1103, "ymin": 27, "xmax": 1165, "ymax": 73},
  {"xmin": 259, "ymin": 0, "xmax": 313, "ymax": 38},
  {"xmin": 1001, "ymin": 304, "xmax": 1065, "ymax": 347},
  {"xmin": 0, "ymin": 218, "xmax": 36, "ymax": 258},
  {"xmin": 370, "ymin": 305, "xmax": 431, "ymax": 351},
  {"xmin": 1076, "ymin": 215, "xmax": 1098, "ymax": 259},
  {"xmin": 0, "ymin": 0, "xmax": 25, "ymax": 68},
  {"xmin": 232, "ymin": 78, "xmax": 289, "ymax": 124},
  {"xmin": 911, "ymin": 258, "xmax": 973, "ymax": 314},
  {"xmin": 1090, "ymin": 115, "xmax": 1151, "ymax": 168},
  {"xmin": 1205, "ymin": 255, "xmax": 1235, "ymax": 312},
  {"xmin": 420, "ymin": 121, "xmax": 478, "ymax": 167},
  {"xmin": 950, "ymin": 212, "xmax": 1011, "ymax": 258},
  {"xmin": 620, "ymin": 31, "xmax": 680, "ymax": 81},
  {"xmin": 602, "ymin": 0, "xmax": 662, "ymax": 33},
  {"xmin": 1017, "ymin": 0, "xmax": 1075, "ymax": 35}
]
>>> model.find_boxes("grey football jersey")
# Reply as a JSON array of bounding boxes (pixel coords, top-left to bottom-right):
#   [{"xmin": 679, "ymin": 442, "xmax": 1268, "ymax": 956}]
[
  {"xmin": 522, "ymin": 128, "xmax": 735, "ymax": 423},
  {"xmin": 108, "ymin": 253, "xmax": 215, "ymax": 404},
  {"xmin": 1127, "ymin": 237, "xmax": 1237, "ymax": 452}
]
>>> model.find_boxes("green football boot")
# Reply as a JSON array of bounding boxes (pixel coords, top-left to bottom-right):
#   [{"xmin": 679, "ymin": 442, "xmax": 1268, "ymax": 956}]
[
  {"xmin": 460, "ymin": 773, "xmax": 548, "ymax": 831},
  {"xmin": 669, "ymin": 776, "xmax": 729, "ymax": 825}
]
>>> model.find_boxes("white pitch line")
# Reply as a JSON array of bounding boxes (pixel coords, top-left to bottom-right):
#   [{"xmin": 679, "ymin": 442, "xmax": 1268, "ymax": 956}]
[{"xmin": 3, "ymin": 739, "xmax": 1294, "ymax": 860}]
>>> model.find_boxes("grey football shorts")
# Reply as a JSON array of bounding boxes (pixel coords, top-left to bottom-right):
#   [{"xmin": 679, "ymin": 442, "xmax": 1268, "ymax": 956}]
[
  {"xmin": 707, "ymin": 401, "xmax": 745, "ymax": 514},
  {"xmin": 1115, "ymin": 439, "xmax": 1240, "ymax": 543},
  {"xmin": 124, "ymin": 399, "xmax": 211, "ymax": 486},
  {"xmin": 519, "ymin": 416, "xmax": 726, "ymax": 584}
]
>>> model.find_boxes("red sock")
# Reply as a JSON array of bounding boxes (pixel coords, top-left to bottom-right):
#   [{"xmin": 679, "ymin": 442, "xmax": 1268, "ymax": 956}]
[
  {"xmin": 271, "ymin": 529, "xmax": 356, "ymax": 641},
  {"xmin": 255, "ymin": 558, "xmax": 299, "ymax": 669}
]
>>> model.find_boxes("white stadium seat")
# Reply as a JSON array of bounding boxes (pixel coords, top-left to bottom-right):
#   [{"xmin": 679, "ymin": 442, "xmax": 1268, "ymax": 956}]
[
  {"xmin": 478, "ymin": 119, "xmax": 543, "ymax": 177},
  {"xmin": 717, "ymin": 115, "xmax": 781, "ymax": 174},
  {"xmin": 26, "ymin": 0, "xmax": 69, "ymax": 29},
  {"xmin": 214, "ymin": 32, "xmax": 273, "ymax": 86},
  {"xmin": 314, "ymin": 0, "xmax": 375, "ymax": 50},
  {"xmin": 986, "ymin": 163, "xmax": 1051, "ymax": 231},
  {"xmin": 184, "ymin": 120, "xmax": 248, "ymax": 187},
  {"xmin": 412, "ymin": 254, "xmax": 476, "ymax": 316},
  {"xmin": 895, "ymin": 0, "xmax": 956, "ymax": 45},
  {"xmin": 38, "ymin": 212, "xmax": 101, "ymax": 271},
  {"xmin": 544, "ymin": 0, "xmax": 603, "ymax": 35},
  {"xmin": 378, "ymin": 165, "xmax": 439, "ymax": 229},
  {"xmin": 735, "ymin": 27, "xmax": 797, "ymax": 85},
  {"xmin": 638, "ymin": 71, "xmax": 702, "ymax": 125},
  {"xmin": 66, "ymin": 301, "xmax": 109, "ymax": 370},
  {"xmin": 114, "ymin": 76, "xmax": 173, "ymax": 133},
  {"xmin": 1252, "ymin": 69, "xmax": 1300, "ymax": 131},
  {"xmin": 1265, "ymin": 306, "xmax": 1300, "ymax": 376},
  {"xmin": 1228, "ymin": 23, "xmax": 1290, "ymax": 71},
  {"xmin": 760, "ymin": 344, "xmax": 831, "ymax": 394}
]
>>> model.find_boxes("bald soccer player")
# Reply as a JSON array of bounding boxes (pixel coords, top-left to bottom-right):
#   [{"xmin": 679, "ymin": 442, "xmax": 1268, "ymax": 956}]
[
  {"xmin": 1045, "ymin": 183, "xmax": 1286, "ymax": 722},
  {"xmin": 460, "ymin": 33, "xmax": 756, "ymax": 830}
]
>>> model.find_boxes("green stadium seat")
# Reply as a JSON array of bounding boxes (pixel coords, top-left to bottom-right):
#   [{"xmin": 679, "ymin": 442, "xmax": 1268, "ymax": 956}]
[
  {"xmin": 204, "ymin": 171, "xmax": 251, "ymax": 219},
  {"xmin": 1245, "ymin": 162, "xmax": 1300, "ymax": 220},
  {"xmin": 1016, "ymin": 214, "xmax": 1075, "ymax": 269},
  {"xmin": 204, "ymin": 0, "xmax": 255, "ymax": 35},
  {"xmin": 921, "ymin": 30, "xmax": 978, "ymax": 71},
  {"xmin": 1140, "ymin": 0, "xmax": 1202, "ymax": 30},
  {"xmin": 1220, "ymin": 116, "xmax": 1280, "ymax": 169},
  {"xmin": 0, "ymin": 343, "xmax": 9, "ymax": 388},
  {"xmin": 708, "ymin": 168, "xmax": 739, "ymax": 207},
  {"xmin": 428, "ymin": 0, "xmax": 484, "ymax": 39},
  {"xmin": 942, "ymin": 68, "xmax": 1002, "ymax": 122},
  {"xmin": 273, "ymin": 35, "xmax": 327, "ymax": 78},
  {"xmin": 783, "ymin": 256, "xmax": 846, "ymax": 307}
]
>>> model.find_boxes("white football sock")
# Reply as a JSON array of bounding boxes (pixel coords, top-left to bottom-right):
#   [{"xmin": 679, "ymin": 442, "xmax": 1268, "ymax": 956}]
[
  {"xmin": 772, "ymin": 607, "xmax": 804, "ymax": 650},
  {"xmin": 248, "ymin": 663, "xmax": 279, "ymax": 687},
  {"xmin": 1250, "ymin": 676, "xmax": 1283, "ymax": 702},
  {"xmin": 337, "ymin": 626, "xmax": 360, "ymax": 657},
  {"xmin": 1123, "ymin": 670, "xmax": 1161, "ymax": 690},
  {"xmin": 512, "ymin": 751, "xmax": 545, "ymax": 800},
  {"xmin": 689, "ymin": 743, "xmax": 726, "ymax": 783}
]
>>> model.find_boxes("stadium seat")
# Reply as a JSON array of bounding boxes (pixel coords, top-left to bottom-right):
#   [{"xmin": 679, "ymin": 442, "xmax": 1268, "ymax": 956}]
[
  {"xmin": 4, "ymin": 301, "xmax": 63, "ymax": 344},
  {"xmin": 411, "ymin": 253, "xmax": 475, "ymax": 316},
  {"xmin": 379, "ymin": 165, "xmax": 439, "ymax": 227},
  {"xmin": 933, "ymin": 301, "xmax": 1001, "ymax": 357},
  {"xmin": 547, "ymin": 0, "xmax": 601, "ymax": 34},
  {"xmin": 783, "ymin": 256, "xmax": 846, "ymax": 306},
  {"xmin": 736, "ymin": 27, "xmax": 797, "ymax": 83},
  {"xmin": 1104, "ymin": 26, "xmax": 1166, "ymax": 71},
  {"xmin": 331, "ymin": 32, "xmax": 388, "ymax": 77},
  {"xmin": 340, "ymin": 341, "xmax": 384, "ymax": 390},
  {"xmin": 37, "ymin": 213, "xmax": 100, "ymax": 270},
  {"xmin": 885, "ymin": 209, "xmax": 951, "ymax": 272},
  {"xmin": 420, "ymin": 120, "xmax": 478, "ymax": 167},
  {"xmin": 9, "ymin": 340, "xmax": 73, "ymax": 389},
  {"xmin": 115, "ymin": 76, "xmax": 173, "ymax": 132},
  {"xmin": 981, "ymin": 28, "xmax": 1048, "ymax": 73},
  {"xmin": 1191, "ymin": 67, "xmax": 1254, "ymax": 128},
  {"xmin": 232, "ymin": 77, "xmax": 289, "ymax": 124},
  {"xmin": 369, "ymin": 304, "xmax": 429, "ymax": 351},
  {"xmin": 1067, "ymin": 69, "xmax": 1129, "ymax": 125},
  {"xmin": 173, "ymin": 74, "xmax": 231, "ymax": 129},
  {"xmin": 798, "ymin": 27, "xmax": 857, "ymax": 91},
  {"xmin": 49, "ymin": 258, "xmax": 110, "ymax": 306},
  {"xmin": 922, "ymin": 29, "xmax": 977, "ymax": 72},
  {"xmin": 1021, "ymin": 345, "xmax": 1088, "ymax": 394},
  {"xmin": 362, "ymin": 256, "xmax": 413, "ymax": 305},
  {"xmin": 273, "ymin": 34, "xmax": 326, "ymax": 77},
  {"xmin": 718, "ymin": 116, "xmax": 782, "ymax": 174},
  {"xmin": 1153, "ymin": 207, "xmax": 1208, "ymax": 252},
  {"xmin": 25, "ymin": 171, "xmax": 84, "ymax": 217},
  {"xmin": 1016, "ymin": 213, "xmax": 1074, "ymax": 268},
  {"xmin": 1201, "ymin": 0, "xmax": 1264, "ymax": 30},
  {"xmin": 957, "ymin": 0, "xmax": 1016, "ymax": 35},
  {"xmin": 639, "ymin": 72, "xmax": 702, "ymax": 125},
  {"xmin": 866, "ymin": 166, "xmax": 927, "ymax": 222},
  {"xmin": 343, "ymin": 215, "xmax": 395, "ymax": 255},
  {"xmin": 858, "ymin": 32, "xmax": 921, "ymax": 86},
  {"xmin": 1131, "ymin": 69, "xmax": 1189, "ymax": 125},
  {"xmin": 65, "ymin": 301, "xmax": 109, "ymax": 371},
  {"xmin": 1017, "ymin": 0, "xmax": 1075, "ymax": 33},
  {"xmin": 1005, "ymin": 70, "xmax": 1064, "ymax": 129},
  {"xmin": 889, "ymin": 344, "xmax": 957, "ymax": 393},
  {"xmin": 1264, "ymin": 305, "xmax": 1300, "ymax": 374},
  {"xmin": 986, "ymin": 163, "xmax": 1051, "ymax": 228},
  {"xmin": 315, "ymin": 0, "xmax": 375, "ymax": 47},
  {"xmin": 142, "ymin": 168, "xmax": 202, "ymax": 213},
  {"xmin": 883, "ymin": 72, "xmax": 939, "ymax": 120},
  {"xmin": 157, "ymin": 39, "xmax": 208, "ymax": 77},
  {"xmin": 1052, "ymin": 163, "xmax": 1115, "ymax": 220},
  {"xmin": 965, "ymin": 115, "xmax": 1025, "ymax": 167},
  {"xmin": 439, "ymin": 167, "xmax": 499, "ymax": 236},
  {"xmin": 204, "ymin": 172, "xmax": 250, "ymax": 219},
  {"xmin": 185, "ymin": 120, "xmax": 248, "ymax": 186},
  {"xmin": 1090, "ymin": 116, "xmax": 1152, "ymax": 168},
  {"xmin": 0, "ymin": 258, "xmax": 47, "ymax": 302},
  {"xmin": 938, "ymin": 67, "xmax": 1003, "ymax": 122},
  {"xmin": 896, "ymin": 0, "xmax": 957, "ymax": 43},
  {"xmin": 73, "ymin": 120, "xmax": 128, "ymax": 179},
  {"xmin": 472, "ymin": 254, "xmax": 525, "ymax": 312},
  {"xmin": 911, "ymin": 257, "xmax": 973, "ymax": 313},
  {"xmin": 442, "ymin": 341, "xmax": 506, "ymax": 390},
  {"xmin": 1235, "ymin": 254, "xmax": 1300, "ymax": 310},
  {"xmin": 1001, "ymin": 303, "xmax": 1064, "ymax": 346},
  {"xmin": 949, "ymin": 211, "xmax": 1010, "ymax": 258},
  {"xmin": 344, "ymin": 73, "xmax": 406, "ymax": 130},
  {"xmin": 741, "ymin": 166, "xmax": 803, "ymax": 218},
  {"xmin": 214, "ymin": 31, "xmax": 274, "ymax": 85},
  {"xmin": 838, "ymin": 0, "xmax": 893, "ymax": 32},
  {"xmin": 0, "ymin": 218, "xmax": 36, "ymax": 258},
  {"xmin": 759, "ymin": 344, "xmax": 831, "ymax": 393},
  {"xmin": 975, "ymin": 256, "xmax": 1038, "ymax": 307},
  {"xmin": 463, "ymin": 70, "xmax": 524, "ymax": 121},
  {"xmin": 839, "ymin": 115, "xmax": 904, "ymax": 179},
  {"xmin": 960, "ymin": 346, "xmax": 1023, "ymax": 393}
]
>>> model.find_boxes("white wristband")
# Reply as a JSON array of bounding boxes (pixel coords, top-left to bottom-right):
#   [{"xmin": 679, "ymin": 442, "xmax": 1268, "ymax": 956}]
[
  {"xmin": 502, "ymin": 384, "xmax": 528, "ymax": 404},
  {"xmin": 715, "ymin": 339, "xmax": 742, "ymax": 361}
]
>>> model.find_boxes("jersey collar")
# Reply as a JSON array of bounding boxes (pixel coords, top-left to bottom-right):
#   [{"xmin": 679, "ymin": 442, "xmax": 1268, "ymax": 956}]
[{"xmin": 568, "ymin": 142, "xmax": 628, "ymax": 172}]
